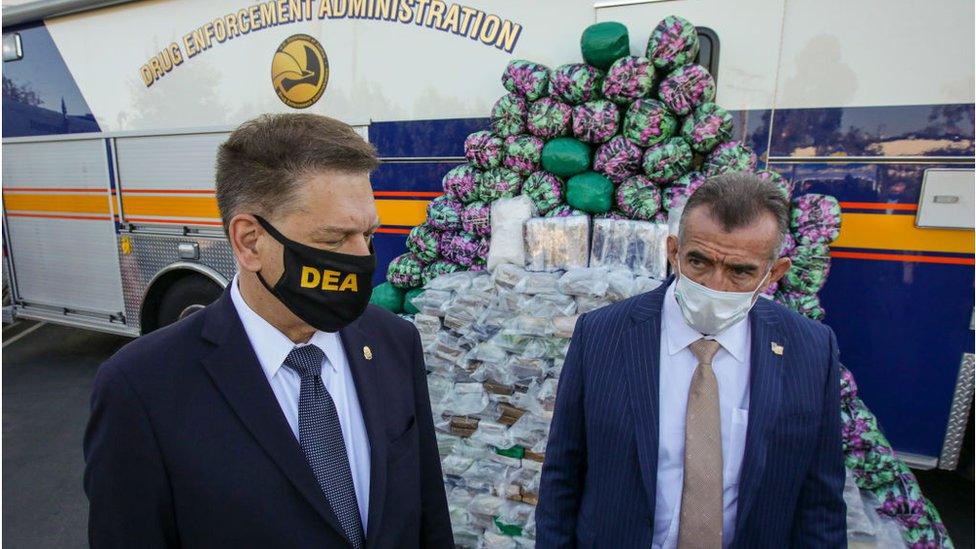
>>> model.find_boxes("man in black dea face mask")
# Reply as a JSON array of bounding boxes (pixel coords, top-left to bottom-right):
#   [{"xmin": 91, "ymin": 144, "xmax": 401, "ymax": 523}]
[{"xmin": 84, "ymin": 114, "xmax": 453, "ymax": 548}]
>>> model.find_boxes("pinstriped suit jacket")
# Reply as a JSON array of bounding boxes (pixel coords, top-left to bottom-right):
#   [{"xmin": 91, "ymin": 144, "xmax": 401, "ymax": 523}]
[{"xmin": 536, "ymin": 281, "xmax": 846, "ymax": 548}]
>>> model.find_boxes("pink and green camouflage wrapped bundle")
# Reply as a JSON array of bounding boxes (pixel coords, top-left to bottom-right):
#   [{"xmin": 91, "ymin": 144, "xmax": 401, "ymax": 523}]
[
  {"xmin": 442, "ymin": 164, "xmax": 482, "ymax": 203},
  {"xmin": 405, "ymin": 223, "xmax": 440, "ymax": 263},
  {"xmin": 597, "ymin": 210, "xmax": 631, "ymax": 221},
  {"xmin": 780, "ymin": 232, "xmax": 797, "ymax": 258},
  {"xmin": 477, "ymin": 168, "xmax": 523, "ymax": 202},
  {"xmin": 526, "ymin": 97, "xmax": 572, "ymax": 139},
  {"xmin": 436, "ymin": 229, "xmax": 459, "ymax": 258},
  {"xmin": 421, "ymin": 259, "xmax": 463, "ymax": 286},
  {"xmin": 602, "ymin": 55, "xmax": 656, "ymax": 104},
  {"xmin": 386, "ymin": 252, "xmax": 424, "ymax": 289},
  {"xmin": 645, "ymin": 15, "xmax": 700, "ymax": 71},
  {"xmin": 502, "ymin": 60, "xmax": 550, "ymax": 101},
  {"xmin": 622, "ymin": 99, "xmax": 678, "ymax": 147},
  {"xmin": 461, "ymin": 201, "xmax": 492, "ymax": 236},
  {"xmin": 775, "ymin": 290, "xmax": 825, "ymax": 320},
  {"xmin": 642, "ymin": 137, "xmax": 693, "ymax": 183},
  {"xmin": 425, "ymin": 195, "xmax": 464, "ymax": 230},
  {"xmin": 782, "ymin": 242, "xmax": 831, "ymax": 294},
  {"xmin": 572, "ymin": 100, "xmax": 621, "ymax": 144},
  {"xmin": 491, "ymin": 93, "xmax": 528, "ymax": 137},
  {"xmin": 663, "ymin": 170, "xmax": 706, "ymax": 210},
  {"xmin": 681, "ymin": 102, "xmax": 733, "ymax": 153},
  {"xmin": 522, "ymin": 171, "xmax": 565, "ymax": 215},
  {"xmin": 593, "ymin": 135, "xmax": 642, "ymax": 183},
  {"xmin": 503, "ymin": 135, "xmax": 544, "ymax": 175},
  {"xmin": 615, "ymin": 175, "xmax": 662, "ymax": 220},
  {"xmin": 445, "ymin": 231, "xmax": 489, "ymax": 267},
  {"xmin": 704, "ymin": 140, "xmax": 758, "ymax": 175},
  {"xmin": 791, "ymin": 193, "xmax": 842, "ymax": 245},
  {"xmin": 548, "ymin": 63, "xmax": 604, "ymax": 105},
  {"xmin": 464, "ymin": 131, "xmax": 504, "ymax": 170},
  {"xmin": 756, "ymin": 168, "xmax": 794, "ymax": 199},
  {"xmin": 658, "ymin": 63, "xmax": 716, "ymax": 115},
  {"xmin": 544, "ymin": 204, "xmax": 587, "ymax": 217}
]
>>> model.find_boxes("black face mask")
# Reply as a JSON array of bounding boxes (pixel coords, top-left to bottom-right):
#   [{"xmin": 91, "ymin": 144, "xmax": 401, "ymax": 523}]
[{"xmin": 254, "ymin": 215, "xmax": 376, "ymax": 333}]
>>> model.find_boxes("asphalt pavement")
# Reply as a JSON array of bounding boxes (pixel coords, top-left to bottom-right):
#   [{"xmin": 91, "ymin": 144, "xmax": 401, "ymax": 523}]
[{"xmin": 1, "ymin": 321, "xmax": 973, "ymax": 548}]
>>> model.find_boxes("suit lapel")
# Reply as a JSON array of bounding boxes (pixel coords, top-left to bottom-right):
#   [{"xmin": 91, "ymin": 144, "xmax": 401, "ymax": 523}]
[
  {"xmin": 199, "ymin": 290, "xmax": 350, "ymax": 544},
  {"xmin": 733, "ymin": 299, "xmax": 785, "ymax": 540},
  {"xmin": 338, "ymin": 321, "xmax": 388, "ymax": 548},
  {"xmin": 624, "ymin": 283, "xmax": 668, "ymax": 517}
]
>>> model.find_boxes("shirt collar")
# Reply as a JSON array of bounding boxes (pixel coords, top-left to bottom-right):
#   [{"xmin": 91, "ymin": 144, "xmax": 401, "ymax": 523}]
[
  {"xmin": 229, "ymin": 274, "xmax": 338, "ymax": 380},
  {"xmin": 663, "ymin": 280, "xmax": 750, "ymax": 363}
]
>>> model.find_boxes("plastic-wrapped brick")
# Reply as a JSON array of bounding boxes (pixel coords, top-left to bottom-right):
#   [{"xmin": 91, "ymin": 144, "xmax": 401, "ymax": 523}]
[
  {"xmin": 406, "ymin": 223, "xmax": 440, "ymax": 263},
  {"xmin": 622, "ymin": 99, "xmax": 678, "ymax": 147},
  {"xmin": 387, "ymin": 252, "xmax": 425, "ymax": 289},
  {"xmin": 681, "ymin": 102, "xmax": 733, "ymax": 153},
  {"xmin": 464, "ymin": 131, "xmax": 504, "ymax": 170},
  {"xmin": 791, "ymin": 193, "xmax": 842, "ymax": 245},
  {"xmin": 461, "ymin": 201, "xmax": 492, "ymax": 237},
  {"xmin": 642, "ymin": 137, "xmax": 692, "ymax": 184},
  {"xmin": 421, "ymin": 260, "xmax": 464, "ymax": 286},
  {"xmin": 658, "ymin": 63, "xmax": 716, "ymax": 116},
  {"xmin": 491, "ymin": 93, "xmax": 528, "ymax": 138},
  {"xmin": 601, "ymin": 55, "xmax": 655, "ymax": 104},
  {"xmin": 501, "ymin": 60, "xmax": 550, "ymax": 101},
  {"xmin": 571, "ymin": 100, "xmax": 620, "ymax": 144},
  {"xmin": 442, "ymin": 164, "xmax": 482, "ymax": 204},
  {"xmin": 663, "ymin": 170, "xmax": 706, "ymax": 211},
  {"xmin": 645, "ymin": 15, "xmax": 700, "ymax": 71},
  {"xmin": 615, "ymin": 175, "xmax": 662, "ymax": 220},
  {"xmin": 526, "ymin": 97, "xmax": 572, "ymax": 139},
  {"xmin": 593, "ymin": 135, "xmax": 642, "ymax": 183},
  {"xmin": 522, "ymin": 170, "xmax": 565, "ymax": 215},
  {"xmin": 477, "ymin": 168, "xmax": 523, "ymax": 202},
  {"xmin": 426, "ymin": 195, "xmax": 464, "ymax": 230},
  {"xmin": 502, "ymin": 135, "xmax": 544, "ymax": 176},
  {"xmin": 549, "ymin": 63, "xmax": 604, "ymax": 105},
  {"xmin": 703, "ymin": 140, "xmax": 757, "ymax": 175}
]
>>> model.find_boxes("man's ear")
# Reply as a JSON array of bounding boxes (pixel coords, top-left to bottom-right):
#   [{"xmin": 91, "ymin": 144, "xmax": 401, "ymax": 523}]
[
  {"xmin": 768, "ymin": 256, "xmax": 792, "ymax": 286},
  {"xmin": 228, "ymin": 214, "xmax": 264, "ymax": 273},
  {"xmin": 667, "ymin": 234, "xmax": 680, "ymax": 272}
]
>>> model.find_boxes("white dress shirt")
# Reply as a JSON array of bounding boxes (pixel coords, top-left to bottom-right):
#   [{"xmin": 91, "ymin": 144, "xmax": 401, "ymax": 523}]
[
  {"xmin": 652, "ymin": 281, "xmax": 752, "ymax": 548},
  {"xmin": 230, "ymin": 275, "xmax": 371, "ymax": 532}
]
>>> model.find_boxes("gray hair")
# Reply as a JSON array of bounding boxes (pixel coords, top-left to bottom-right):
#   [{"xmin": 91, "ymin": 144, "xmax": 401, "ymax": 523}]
[{"xmin": 678, "ymin": 171, "xmax": 790, "ymax": 259}]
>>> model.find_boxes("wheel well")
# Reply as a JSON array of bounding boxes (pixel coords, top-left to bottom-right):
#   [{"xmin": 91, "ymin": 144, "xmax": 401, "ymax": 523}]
[{"xmin": 140, "ymin": 269, "xmax": 225, "ymax": 335}]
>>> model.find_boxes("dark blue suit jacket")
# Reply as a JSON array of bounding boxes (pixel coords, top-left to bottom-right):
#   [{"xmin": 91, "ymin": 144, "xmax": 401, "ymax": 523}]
[
  {"xmin": 84, "ymin": 289, "xmax": 453, "ymax": 548},
  {"xmin": 537, "ymin": 281, "xmax": 846, "ymax": 548}
]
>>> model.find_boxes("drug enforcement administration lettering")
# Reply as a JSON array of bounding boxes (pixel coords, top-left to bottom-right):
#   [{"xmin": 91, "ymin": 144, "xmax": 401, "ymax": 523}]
[
  {"xmin": 300, "ymin": 267, "xmax": 359, "ymax": 292},
  {"xmin": 140, "ymin": 0, "xmax": 523, "ymax": 88}
]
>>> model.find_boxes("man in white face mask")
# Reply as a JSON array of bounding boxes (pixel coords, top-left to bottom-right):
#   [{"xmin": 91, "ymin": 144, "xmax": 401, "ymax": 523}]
[{"xmin": 537, "ymin": 172, "xmax": 846, "ymax": 549}]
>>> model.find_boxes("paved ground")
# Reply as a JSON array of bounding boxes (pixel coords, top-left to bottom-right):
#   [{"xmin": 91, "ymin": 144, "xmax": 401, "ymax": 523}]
[{"xmin": 2, "ymin": 321, "xmax": 973, "ymax": 547}]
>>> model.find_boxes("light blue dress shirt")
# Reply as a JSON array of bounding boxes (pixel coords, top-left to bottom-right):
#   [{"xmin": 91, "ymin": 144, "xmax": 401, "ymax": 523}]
[
  {"xmin": 653, "ymin": 281, "xmax": 752, "ymax": 548},
  {"xmin": 230, "ymin": 275, "xmax": 371, "ymax": 533}
]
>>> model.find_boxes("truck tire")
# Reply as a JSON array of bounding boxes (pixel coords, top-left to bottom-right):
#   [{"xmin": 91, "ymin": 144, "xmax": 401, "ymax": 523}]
[{"xmin": 156, "ymin": 275, "xmax": 222, "ymax": 328}]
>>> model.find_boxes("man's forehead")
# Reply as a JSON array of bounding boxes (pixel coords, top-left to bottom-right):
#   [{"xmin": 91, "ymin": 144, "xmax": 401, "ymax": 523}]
[{"xmin": 682, "ymin": 207, "xmax": 779, "ymax": 259}]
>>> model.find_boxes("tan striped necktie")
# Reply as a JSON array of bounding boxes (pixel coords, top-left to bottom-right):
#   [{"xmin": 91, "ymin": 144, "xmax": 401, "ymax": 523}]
[{"xmin": 678, "ymin": 338, "xmax": 724, "ymax": 549}]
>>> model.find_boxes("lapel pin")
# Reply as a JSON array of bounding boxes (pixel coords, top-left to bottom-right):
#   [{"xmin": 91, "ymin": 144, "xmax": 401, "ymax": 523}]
[
  {"xmin": 771, "ymin": 342, "xmax": 784, "ymax": 356},
  {"xmin": 363, "ymin": 345, "xmax": 373, "ymax": 360}
]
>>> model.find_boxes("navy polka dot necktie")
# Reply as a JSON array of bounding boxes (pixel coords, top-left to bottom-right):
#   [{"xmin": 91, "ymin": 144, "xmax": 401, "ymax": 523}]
[{"xmin": 283, "ymin": 344, "xmax": 365, "ymax": 549}]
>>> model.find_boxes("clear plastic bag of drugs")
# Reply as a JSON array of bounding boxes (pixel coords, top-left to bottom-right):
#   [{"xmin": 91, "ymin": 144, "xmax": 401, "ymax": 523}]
[
  {"xmin": 557, "ymin": 267, "xmax": 610, "ymax": 297},
  {"xmin": 590, "ymin": 219, "xmax": 669, "ymax": 279},
  {"xmin": 524, "ymin": 216, "xmax": 591, "ymax": 272},
  {"xmin": 512, "ymin": 271, "xmax": 563, "ymax": 294},
  {"xmin": 439, "ymin": 382, "xmax": 490, "ymax": 416}
]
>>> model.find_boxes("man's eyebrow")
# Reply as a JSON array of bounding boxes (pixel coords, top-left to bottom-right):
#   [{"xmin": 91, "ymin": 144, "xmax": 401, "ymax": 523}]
[
  {"xmin": 686, "ymin": 250, "xmax": 713, "ymax": 262},
  {"xmin": 727, "ymin": 262, "xmax": 760, "ymax": 272},
  {"xmin": 311, "ymin": 220, "xmax": 382, "ymax": 237}
]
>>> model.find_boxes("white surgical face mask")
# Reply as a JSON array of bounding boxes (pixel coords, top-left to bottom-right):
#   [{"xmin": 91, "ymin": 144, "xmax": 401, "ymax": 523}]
[{"xmin": 674, "ymin": 258, "xmax": 771, "ymax": 336}]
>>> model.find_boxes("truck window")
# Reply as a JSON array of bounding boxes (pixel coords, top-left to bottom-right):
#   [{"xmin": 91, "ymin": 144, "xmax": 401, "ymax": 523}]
[{"xmin": 696, "ymin": 27, "xmax": 719, "ymax": 82}]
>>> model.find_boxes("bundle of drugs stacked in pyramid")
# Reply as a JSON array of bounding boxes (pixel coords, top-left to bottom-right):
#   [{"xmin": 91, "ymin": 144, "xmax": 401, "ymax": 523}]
[{"xmin": 374, "ymin": 15, "xmax": 843, "ymax": 319}]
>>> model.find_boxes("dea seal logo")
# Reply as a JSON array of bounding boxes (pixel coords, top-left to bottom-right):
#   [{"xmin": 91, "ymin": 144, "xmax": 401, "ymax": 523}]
[{"xmin": 272, "ymin": 34, "xmax": 328, "ymax": 109}]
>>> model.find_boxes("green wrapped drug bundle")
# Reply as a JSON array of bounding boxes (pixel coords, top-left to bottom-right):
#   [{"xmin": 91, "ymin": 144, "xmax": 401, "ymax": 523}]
[
  {"xmin": 541, "ymin": 137, "xmax": 592, "ymax": 178},
  {"xmin": 369, "ymin": 281, "xmax": 405, "ymax": 313},
  {"xmin": 580, "ymin": 21, "xmax": 630, "ymax": 70},
  {"xmin": 566, "ymin": 171, "xmax": 614, "ymax": 214}
]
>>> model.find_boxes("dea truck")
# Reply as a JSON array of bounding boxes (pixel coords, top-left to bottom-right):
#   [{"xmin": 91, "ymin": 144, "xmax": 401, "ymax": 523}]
[{"xmin": 2, "ymin": 0, "xmax": 973, "ymax": 472}]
